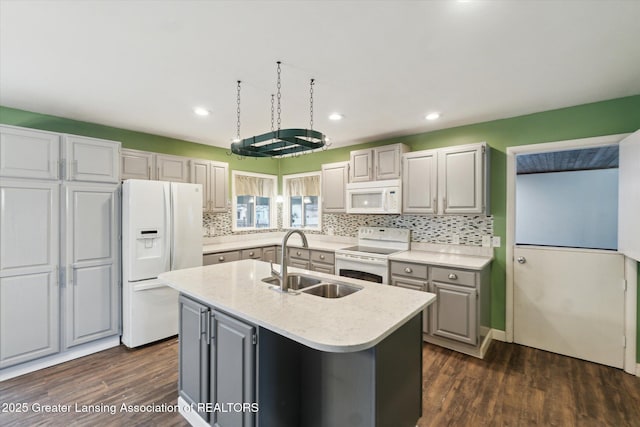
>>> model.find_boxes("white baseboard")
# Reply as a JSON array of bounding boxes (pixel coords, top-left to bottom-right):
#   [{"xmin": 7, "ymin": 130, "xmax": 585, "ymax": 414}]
[
  {"xmin": 491, "ymin": 329, "xmax": 507, "ymax": 342},
  {"xmin": 0, "ymin": 336, "xmax": 120, "ymax": 382},
  {"xmin": 637, "ymin": 363, "xmax": 640, "ymax": 378},
  {"xmin": 178, "ymin": 397, "xmax": 208, "ymax": 427}
]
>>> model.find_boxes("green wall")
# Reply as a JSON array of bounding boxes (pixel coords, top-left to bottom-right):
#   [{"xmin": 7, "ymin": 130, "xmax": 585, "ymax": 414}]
[
  {"xmin": 2, "ymin": 96, "xmax": 640, "ymax": 363},
  {"xmin": 0, "ymin": 106, "xmax": 279, "ymax": 175}
]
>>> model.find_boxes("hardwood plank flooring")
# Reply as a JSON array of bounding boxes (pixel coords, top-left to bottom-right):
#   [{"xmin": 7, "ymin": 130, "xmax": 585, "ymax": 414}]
[{"xmin": 1, "ymin": 339, "xmax": 639, "ymax": 426}]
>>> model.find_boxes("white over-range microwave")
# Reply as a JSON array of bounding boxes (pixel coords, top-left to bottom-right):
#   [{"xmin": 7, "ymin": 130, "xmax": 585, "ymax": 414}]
[{"xmin": 345, "ymin": 179, "xmax": 402, "ymax": 214}]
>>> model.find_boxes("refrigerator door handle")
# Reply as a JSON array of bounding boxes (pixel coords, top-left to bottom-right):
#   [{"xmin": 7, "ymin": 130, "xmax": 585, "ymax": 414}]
[{"xmin": 164, "ymin": 182, "xmax": 173, "ymax": 271}]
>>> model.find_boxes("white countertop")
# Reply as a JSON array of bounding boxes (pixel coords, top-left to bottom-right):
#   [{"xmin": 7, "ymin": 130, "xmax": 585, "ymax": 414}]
[
  {"xmin": 159, "ymin": 259, "xmax": 435, "ymax": 353},
  {"xmin": 389, "ymin": 250, "xmax": 492, "ymax": 270}
]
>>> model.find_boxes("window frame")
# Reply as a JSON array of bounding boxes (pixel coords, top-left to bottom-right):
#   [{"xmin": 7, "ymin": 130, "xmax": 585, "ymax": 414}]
[
  {"xmin": 282, "ymin": 171, "xmax": 322, "ymax": 231},
  {"xmin": 231, "ymin": 170, "xmax": 278, "ymax": 231}
]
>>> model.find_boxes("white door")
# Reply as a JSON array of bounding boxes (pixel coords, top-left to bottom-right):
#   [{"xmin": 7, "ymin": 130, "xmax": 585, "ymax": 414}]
[
  {"xmin": 170, "ymin": 182, "xmax": 203, "ymax": 270},
  {"xmin": 63, "ymin": 183, "xmax": 120, "ymax": 348},
  {"xmin": 0, "ymin": 126, "xmax": 60, "ymax": 180},
  {"xmin": 0, "ymin": 179, "xmax": 60, "ymax": 367},
  {"xmin": 64, "ymin": 135, "xmax": 120, "ymax": 183},
  {"xmin": 513, "ymin": 246, "xmax": 625, "ymax": 368}
]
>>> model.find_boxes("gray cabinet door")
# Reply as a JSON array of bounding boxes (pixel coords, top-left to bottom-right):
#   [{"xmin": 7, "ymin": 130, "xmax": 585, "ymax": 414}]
[
  {"xmin": 349, "ymin": 149, "xmax": 373, "ymax": 182},
  {"xmin": 402, "ymin": 150, "xmax": 438, "ymax": 214},
  {"xmin": 64, "ymin": 135, "xmax": 120, "ymax": 183},
  {"xmin": 210, "ymin": 161, "xmax": 228, "ymax": 212},
  {"xmin": 374, "ymin": 144, "xmax": 403, "ymax": 180},
  {"xmin": 430, "ymin": 281, "xmax": 477, "ymax": 345},
  {"xmin": 0, "ymin": 180, "xmax": 60, "ymax": 367},
  {"xmin": 321, "ymin": 161, "xmax": 349, "ymax": 213},
  {"xmin": 0, "ymin": 125, "xmax": 60, "ymax": 180},
  {"xmin": 63, "ymin": 183, "xmax": 120, "ymax": 348},
  {"xmin": 262, "ymin": 246, "xmax": 278, "ymax": 263},
  {"xmin": 179, "ymin": 295, "xmax": 210, "ymax": 420},
  {"xmin": 190, "ymin": 159, "xmax": 211, "ymax": 212},
  {"xmin": 439, "ymin": 143, "xmax": 485, "ymax": 214},
  {"xmin": 157, "ymin": 154, "xmax": 189, "ymax": 182},
  {"xmin": 210, "ymin": 310, "xmax": 256, "ymax": 427},
  {"xmin": 121, "ymin": 148, "xmax": 155, "ymax": 180}
]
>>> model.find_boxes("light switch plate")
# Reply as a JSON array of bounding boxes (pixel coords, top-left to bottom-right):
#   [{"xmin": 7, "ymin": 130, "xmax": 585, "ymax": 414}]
[
  {"xmin": 492, "ymin": 236, "xmax": 501, "ymax": 247},
  {"xmin": 482, "ymin": 236, "xmax": 491, "ymax": 247},
  {"xmin": 451, "ymin": 234, "xmax": 460, "ymax": 245}
]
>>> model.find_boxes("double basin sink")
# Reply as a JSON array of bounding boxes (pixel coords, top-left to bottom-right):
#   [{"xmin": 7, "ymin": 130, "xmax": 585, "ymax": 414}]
[{"xmin": 261, "ymin": 274, "xmax": 362, "ymax": 298}]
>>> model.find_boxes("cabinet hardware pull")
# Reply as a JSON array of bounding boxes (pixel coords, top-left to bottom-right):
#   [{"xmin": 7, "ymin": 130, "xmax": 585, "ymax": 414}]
[
  {"xmin": 249, "ymin": 252, "xmax": 254, "ymax": 257},
  {"xmin": 319, "ymin": 255, "xmax": 325, "ymax": 260},
  {"xmin": 296, "ymin": 251, "xmax": 301, "ymax": 256},
  {"xmin": 219, "ymin": 256, "xmax": 225, "ymax": 262},
  {"xmin": 148, "ymin": 166, "xmax": 151, "ymax": 179},
  {"xmin": 448, "ymin": 273, "xmax": 458, "ymax": 280},
  {"xmin": 404, "ymin": 267, "xmax": 413, "ymax": 274}
]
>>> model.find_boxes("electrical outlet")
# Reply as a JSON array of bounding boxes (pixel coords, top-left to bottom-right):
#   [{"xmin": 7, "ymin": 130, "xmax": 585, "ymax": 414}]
[
  {"xmin": 482, "ymin": 236, "xmax": 491, "ymax": 247},
  {"xmin": 451, "ymin": 234, "xmax": 460, "ymax": 245},
  {"xmin": 492, "ymin": 236, "xmax": 501, "ymax": 247}
]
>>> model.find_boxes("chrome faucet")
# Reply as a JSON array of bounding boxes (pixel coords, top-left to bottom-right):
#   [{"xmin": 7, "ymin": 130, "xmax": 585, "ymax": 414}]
[{"xmin": 271, "ymin": 229, "xmax": 309, "ymax": 293}]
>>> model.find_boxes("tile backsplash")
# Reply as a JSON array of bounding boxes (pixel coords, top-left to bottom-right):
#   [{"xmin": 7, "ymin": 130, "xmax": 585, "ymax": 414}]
[{"xmin": 204, "ymin": 210, "xmax": 493, "ymax": 246}]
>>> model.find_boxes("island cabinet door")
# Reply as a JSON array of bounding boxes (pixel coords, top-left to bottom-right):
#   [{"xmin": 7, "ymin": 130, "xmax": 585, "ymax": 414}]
[
  {"xmin": 210, "ymin": 309, "xmax": 256, "ymax": 427},
  {"xmin": 178, "ymin": 295, "xmax": 210, "ymax": 420}
]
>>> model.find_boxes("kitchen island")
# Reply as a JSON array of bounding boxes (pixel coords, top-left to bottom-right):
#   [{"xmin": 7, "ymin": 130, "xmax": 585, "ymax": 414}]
[{"xmin": 159, "ymin": 259, "xmax": 435, "ymax": 427}]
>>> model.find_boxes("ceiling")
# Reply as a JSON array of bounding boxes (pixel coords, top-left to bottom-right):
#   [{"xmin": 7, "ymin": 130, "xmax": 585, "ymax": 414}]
[
  {"xmin": 1, "ymin": 1, "xmax": 639, "ymax": 151},
  {"xmin": 516, "ymin": 146, "xmax": 619, "ymax": 174}
]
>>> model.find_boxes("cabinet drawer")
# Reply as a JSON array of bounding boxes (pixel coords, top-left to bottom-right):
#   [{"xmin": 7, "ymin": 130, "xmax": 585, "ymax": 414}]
[
  {"xmin": 310, "ymin": 250, "xmax": 334, "ymax": 265},
  {"xmin": 431, "ymin": 267, "xmax": 476, "ymax": 287},
  {"xmin": 390, "ymin": 261, "xmax": 428, "ymax": 279},
  {"xmin": 310, "ymin": 263, "xmax": 335, "ymax": 275},
  {"xmin": 392, "ymin": 276, "xmax": 427, "ymax": 292},
  {"xmin": 241, "ymin": 248, "xmax": 263, "ymax": 260},
  {"xmin": 203, "ymin": 251, "xmax": 241, "ymax": 265},
  {"xmin": 288, "ymin": 248, "xmax": 310, "ymax": 260}
]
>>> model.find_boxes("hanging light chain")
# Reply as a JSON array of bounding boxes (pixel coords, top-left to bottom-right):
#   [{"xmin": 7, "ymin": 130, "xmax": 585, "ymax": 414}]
[
  {"xmin": 236, "ymin": 80, "xmax": 242, "ymax": 141},
  {"xmin": 276, "ymin": 61, "xmax": 282, "ymax": 130},
  {"xmin": 309, "ymin": 78, "xmax": 315, "ymax": 130},
  {"xmin": 270, "ymin": 94, "xmax": 275, "ymax": 131}
]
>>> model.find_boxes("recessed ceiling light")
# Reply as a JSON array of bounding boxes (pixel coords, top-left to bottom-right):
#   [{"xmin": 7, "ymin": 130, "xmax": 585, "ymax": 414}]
[
  {"xmin": 425, "ymin": 112, "xmax": 441, "ymax": 121},
  {"xmin": 328, "ymin": 113, "xmax": 344, "ymax": 121},
  {"xmin": 193, "ymin": 107, "xmax": 210, "ymax": 116}
]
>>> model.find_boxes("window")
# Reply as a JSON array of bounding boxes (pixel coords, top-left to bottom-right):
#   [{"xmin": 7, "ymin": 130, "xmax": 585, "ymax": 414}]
[
  {"xmin": 283, "ymin": 172, "xmax": 321, "ymax": 230},
  {"xmin": 232, "ymin": 171, "xmax": 277, "ymax": 231}
]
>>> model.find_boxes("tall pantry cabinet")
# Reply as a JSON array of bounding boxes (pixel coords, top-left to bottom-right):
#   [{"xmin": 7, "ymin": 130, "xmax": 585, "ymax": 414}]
[{"xmin": 0, "ymin": 125, "xmax": 120, "ymax": 375}]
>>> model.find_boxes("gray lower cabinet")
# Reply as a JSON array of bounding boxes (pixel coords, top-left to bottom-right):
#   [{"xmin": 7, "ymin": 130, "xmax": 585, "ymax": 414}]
[
  {"xmin": 390, "ymin": 260, "xmax": 491, "ymax": 358},
  {"xmin": 261, "ymin": 246, "xmax": 277, "ymax": 263},
  {"xmin": 204, "ymin": 250, "xmax": 241, "ymax": 265},
  {"xmin": 179, "ymin": 294, "xmax": 256, "ymax": 426},
  {"xmin": 309, "ymin": 250, "xmax": 335, "ymax": 274},
  {"xmin": 287, "ymin": 247, "xmax": 310, "ymax": 270},
  {"xmin": 241, "ymin": 248, "xmax": 262, "ymax": 260}
]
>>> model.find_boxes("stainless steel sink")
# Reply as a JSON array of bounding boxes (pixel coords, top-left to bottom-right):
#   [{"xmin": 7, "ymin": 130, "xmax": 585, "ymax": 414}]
[
  {"xmin": 302, "ymin": 283, "xmax": 362, "ymax": 299},
  {"xmin": 261, "ymin": 274, "xmax": 322, "ymax": 290}
]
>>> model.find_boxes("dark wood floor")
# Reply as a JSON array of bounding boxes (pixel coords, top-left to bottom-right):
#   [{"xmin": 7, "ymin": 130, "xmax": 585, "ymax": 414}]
[{"xmin": 1, "ymin": 339, "xmax": 639, "ymax": 426}]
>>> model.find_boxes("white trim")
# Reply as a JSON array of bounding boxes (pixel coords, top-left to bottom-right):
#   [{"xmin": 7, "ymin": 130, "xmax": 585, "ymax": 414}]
[
  {"xmin": 624, "ymin": 258, "xmax": 637, "ymax": 376},
  {"xmin": 231, "ymin": 170, "xmax": 278, "ymax": 232},
  {"xmin": 636, "ymin": 364, "xmax": 640, "ymax": 378},
  {"xmin": 505, "ymin": 133, "xmax": 636, "ymax": 371},
  {"xmin": 281, "ymin": 171, "xmax": 322, "ymax": 231},
  {"xmin": 178, "ymin": 396, "xmax": 208, "ymax": 427},
  {"xmin": 491, "ymin": 329, "xmax": 507, "ymax": 342},
  {"xmin": 0, "ymin": 335, "xmax": 120, "ymax": 381}
]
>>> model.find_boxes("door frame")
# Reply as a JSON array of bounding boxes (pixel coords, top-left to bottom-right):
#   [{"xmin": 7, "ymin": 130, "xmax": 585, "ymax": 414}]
[{"xmin": 505, "ymin": 132, "xmax": 638, "ymax": 375}]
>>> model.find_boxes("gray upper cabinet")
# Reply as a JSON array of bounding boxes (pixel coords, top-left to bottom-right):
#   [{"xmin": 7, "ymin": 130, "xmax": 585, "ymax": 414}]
[
  {"xmin": 64, "ymin": 135, "xmax": 120, "ymax": 183},
  {"xmin": 157, "ymin": 154, "xmax": 189, "ymax": 182},
  {"xmin": 402, "ymin": 149, "xmax": 438, "ymax": 214},
  {"xmin": 190, "ymin": 159, "xmax": 228, "ymax": 213},
  {"xmin": 0, "ymin": 180, "xmax": 60, "ymax": 368},
  {"xmin": 403, "ymin": 142, "xmax": 488, "ymax": 215},
  {"xmin": 439, "ymin": 143, "xmax": 487, "ymax": 214},
  {"xmin": 350, "ymin": 143, "xmax": 408, "ymax": 183},
  {"xmin": 0, "ymin": 125, "xmax": 60, "ymax": 180},
  {"xmin": 321, "ymin": 161, "xmax": 349, "ymax": 213},
  {"xmin": 121, "ymin": 148, "xmax": 156, "ymax": 180},
  {"xmin": 62, "ymin": 183, "xmax": 120, "ymax": 348}
]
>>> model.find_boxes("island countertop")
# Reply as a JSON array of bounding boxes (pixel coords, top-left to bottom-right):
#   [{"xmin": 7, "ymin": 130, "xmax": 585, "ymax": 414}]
[{"xmin": 159, "ymin": 259, "xmax": 435, "ymax": 353}]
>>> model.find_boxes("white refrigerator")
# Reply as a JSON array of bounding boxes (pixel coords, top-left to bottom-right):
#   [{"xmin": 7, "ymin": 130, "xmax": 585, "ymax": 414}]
[{"xmin": 122, "ymin": 179, "xmax": 203, "ymax": 348}]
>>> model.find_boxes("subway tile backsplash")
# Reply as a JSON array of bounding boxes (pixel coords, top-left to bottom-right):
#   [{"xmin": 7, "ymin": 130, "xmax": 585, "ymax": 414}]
[{"xmin": 204, "ymin": 210, "xmax": 493, "ymax": 246}]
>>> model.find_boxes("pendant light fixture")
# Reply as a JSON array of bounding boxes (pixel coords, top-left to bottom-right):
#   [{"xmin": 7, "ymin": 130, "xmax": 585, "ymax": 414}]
[{"xmin": 230, "ymin": 61, "xmax": 326, "ymax": 158}]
